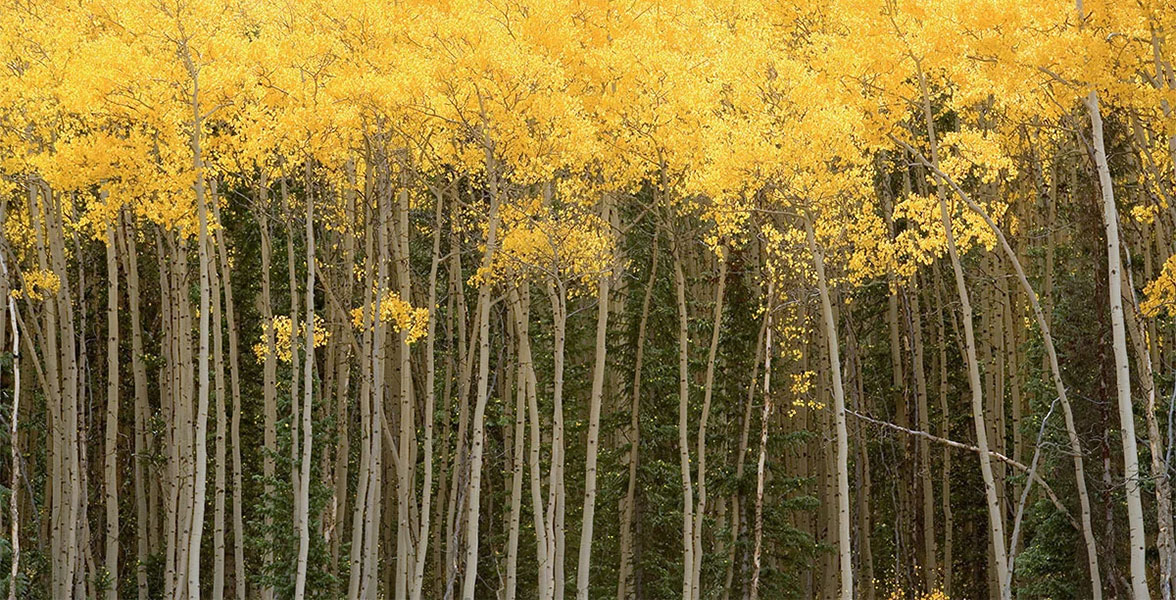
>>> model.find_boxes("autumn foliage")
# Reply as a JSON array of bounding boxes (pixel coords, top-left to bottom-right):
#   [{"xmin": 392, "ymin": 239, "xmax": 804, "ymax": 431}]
[{"xmin": 2, "ymin": 1, "xmax": 1176, "ymax": 599}]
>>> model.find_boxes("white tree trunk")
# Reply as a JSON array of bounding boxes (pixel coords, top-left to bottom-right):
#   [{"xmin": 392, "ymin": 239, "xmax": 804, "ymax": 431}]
[
  {"xmin": 1088, "ymin": 90, "xmax": 1150, "ymax": 600},
  {"xmin": 803, "ymin": 216, "xmax": 853, "ymax": 600}
]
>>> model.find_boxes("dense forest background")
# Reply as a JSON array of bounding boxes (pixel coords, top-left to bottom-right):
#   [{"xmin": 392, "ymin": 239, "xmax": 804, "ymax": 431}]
[{"xmin": 2, "ymin": 1, "xmax": 1176, "ymax": 599}]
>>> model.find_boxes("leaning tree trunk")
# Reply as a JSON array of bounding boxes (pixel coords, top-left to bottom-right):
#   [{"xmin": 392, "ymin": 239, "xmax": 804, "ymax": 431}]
[
  {"xmin": 895, "ymin": 135, "xmax": 1104, "ymax": 599},
  {"xmin": 576, "ymin": 193, "xmax": 612, "ymax": 600},
  {"xmin": 802, "ymin": 214, "xmax": 853, "ymax": 600},
  {"xmin": 1088, "ymin": 89, "xmax": 1151, "ymax": 600},
  {"xmin": 916, "ymin": 67, "xmax": 1011, "ymax": 600}
]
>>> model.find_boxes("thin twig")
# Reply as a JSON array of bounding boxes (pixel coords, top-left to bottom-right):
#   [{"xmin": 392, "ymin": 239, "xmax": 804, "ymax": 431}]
[{"xmin": 847, "ymin": 408, "xmax": 1078, "ymax": 530}]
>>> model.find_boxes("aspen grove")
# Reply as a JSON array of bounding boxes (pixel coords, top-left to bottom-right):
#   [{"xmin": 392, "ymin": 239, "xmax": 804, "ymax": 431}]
[{"xmin": 3, "ymin": 0, "xmax": 1176, "ymax": 599}]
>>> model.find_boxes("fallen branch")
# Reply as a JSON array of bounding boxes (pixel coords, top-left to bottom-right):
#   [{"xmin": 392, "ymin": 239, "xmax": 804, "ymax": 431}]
[{"xmin": 846, "ymin": 408, "xmax": 1078, "ymax": 530}]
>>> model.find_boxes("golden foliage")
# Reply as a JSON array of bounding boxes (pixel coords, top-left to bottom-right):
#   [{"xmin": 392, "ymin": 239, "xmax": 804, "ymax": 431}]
[
  {"xmin": 11, "ymin": 269, "xmax": 61, "ymax": 302},
  {"xmin": 351, "ymin": 290, "xmax": 430, "ymax": 345},
  {"xmin": 253, "ymin": 315, "xmax": 331, "ymax": 363}
]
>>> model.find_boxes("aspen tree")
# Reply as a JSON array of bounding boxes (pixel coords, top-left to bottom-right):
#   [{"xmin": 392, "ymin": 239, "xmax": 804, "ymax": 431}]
[
  {"xmin": 103, "ymin": 219, "xmax": 119, "ymax": 600},
  {"xmin": 1089, "ymin": 89, "xmax": 1150, "ymax": 599},
  {"xmin": 185, "ymin": 50, "xmax": 212, "ymax": 597},
  {"xmin": 671, "ymin": 231, "xmax": 695, "ymax": 600},
  {"xmin": 910, "ymin": 275, "xmax": 937, "ymax": 590},
  {"xmin": 576, "ymin": 192, "xmax": 611, "ymax": 600},
  {"xmin": 257, "ymin": 180, "xmax": 279, "ymax": 600},
  {"xmin": 749, "ymin": 281, "xmax": 772, "ymax": 600},
  {"xmin": 802, "ymin": 214, "xmax": 852, "ymax": 600},
  {"xmin": 1125, "ymin": 247, "xmax": 1176, "ymax": 600},
  {"xmin": 210, "ymin": 195, "xmax": 247, "ymax": 600},
  {"xmin": 412, "ymin": 181, "xmax": 446, "ymax": 600},
  {"xmin": 2, "ymin": 204, "xmax": 21, "ymax": 600},
  {"xmin": 933, "ymin": 264, "xmax": 954, "ymax": 597},
  {"xmin": 293, "ymin": 162, "xmax": 315, "ymax": 600},
  {"xmin": 393, "ymin": 175, "xmax": 413, "ymax": 600},
  {"xmin": 210, "ymin": 236, "xmax": 227, "ymax": 599},
  {"xmin": 504, "ymin": 299, "xmax": 525, "ymax": 600},
  {"xmin": 347, "ymin": 189, "xmax": 378, "ymax": 600},
  {"xmin": 460, "ymin": 119, "xmax": 505, "ymax": 598},
  {"xmin": 118, "ymin": 212, "xmax": 152, "ymax": 600},
  {"xmin": 688, "ymin": 244, "xmax": 727, "ymax": 600},
  {"xmin": 617, "ymin": 231, "xmax": 658, "ymax": 600},
  {"xmin": 903, "ymin": 64, "xmax": 1014, "ymax": 599}
]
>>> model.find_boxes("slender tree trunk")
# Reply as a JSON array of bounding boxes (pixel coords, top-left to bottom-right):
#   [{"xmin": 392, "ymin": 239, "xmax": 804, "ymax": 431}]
[
  {"xmin": 802, "ymin": 215, "xmax": 852, "ymax": 600},
  {"xmin": 410, "ymin": 182, "xmax": 446, "ymax": 600},
  {"xmin": 550, "ymin": 284, "xmax": 568, "ymax": 600},
  {"xmin": 104, "ymin": 219, "xmax": 120, "ymax": 600},
  {"xmin": 157, "ymin": 231, "xmax": 177, "ymax": 600},
  {"xmin": 45, "ymin": 187, "xmax": 81, "ymax": 600},
  {"xmin": 348, "ymin": 187, "xmax": 377, "ymax": 600},
  {"xmin": 576, "ymin": 193, "xmax": 612, "ymax": 600},
  {"xmin": 2, "ymin": 204, "xmax": 22, "ymax": 600},
  {"xmin": 749, "ymin": 282, "xmax": 772, "ymax": 600},
  {"xmin": 460, "ymin": 148, "xmax": 503, "ymax": 600},
  {"xmin": 280, "ymin": 176, "xmax": 304, "ymax": 565},
  {"xmin": 1124, "ymin": 248, "xmax": 1176, "ymax": 600},
  {"xmin": 910, "ymin": 275, "xmax": 937, "ymax": 590},
  {"xmin": 882, "ymin": 183, "xmax": 911, "ymax": 585},
  {"xmin": 933, "ymin": 264, "xmax": 953, "ymax": 597},
  {"xmin": 687, "ymin": 246, "xmax": 727, "ymax": 600},
  {"xmin": 672, "ymin": 236, "xmax": 695, "ymax": 600},
  {"xmin": 845, "ymin": 307, "xmax": 874, "ymax": 600},
  {"xmin": 618, "ymin": 232, "xmax": 659, "ymax": 600},
  {"xmin": 915, "ymin": 67, "xmax": 1010, "ymax": 599},
  {"xmin": 119, "ymin": 211, "xmax": 152, "ymax": 600},
  {"xmin": 211, "ymin": 191, "xmax": 247, "ymax": 600},
  {"xmin": 1088, "ymin": 89, "xmax": 1150, "ymax": 600},
  {"xmin": 210, "ymin": 231, "xmax": 227, "ymax": 600},
  {"xmin": 293, "ymin": 161, "xmax": 316, "ymax": 600},
  {"xmin": 257, "ymin": 176, "xmax": 278, "ymax": 600},
  {"xmin": 505, "ymin": 307, "xmax": 526, "ymax": 600},
  {"xmin": 187, "ymin": 66, "xmax": 213, "ymax": 598},
  {"xmin": 394, "ymin": 175, "xmax": 414, "ymax": 600}
]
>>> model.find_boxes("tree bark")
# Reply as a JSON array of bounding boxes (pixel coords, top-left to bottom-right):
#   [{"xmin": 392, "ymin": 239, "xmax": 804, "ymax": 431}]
[
  {"xmin": 618, "ymin": 231, "xmax": 659, "ymax": 600},
  {"xmin": 576, "ymin": 193, "xmax": 612, "ymax": 600},
  {"xmin": 294, "ymin": 163, "xmax": 316, "ymax": 600},
  {"xmin": 460, "ymin": 147, "xmax": 503, "ymax": 600},
  {"xmin": 2, "ymin": 201, "xmax": 22, "ymax": 600},
  {"xmin": 802, "ymin": 215, "xmax": 853, "ymax": 600},
  {"xmin": 118, "ymin": 211, "xmax": 153, "ymax": 600},
  {"xmin": 103, "ymin": 219, "xmax": 120, "ymax": 600},
  {"xmin": 672, "ymin": 234, "xmax": 695, "ymax": 600},
  {"xmin": 749, "ymin": 282, "xmax": 772, "ymax": 600}
]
